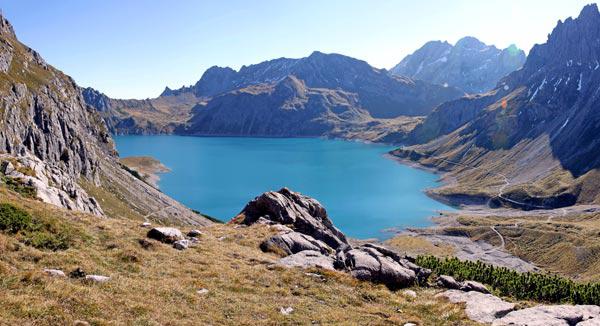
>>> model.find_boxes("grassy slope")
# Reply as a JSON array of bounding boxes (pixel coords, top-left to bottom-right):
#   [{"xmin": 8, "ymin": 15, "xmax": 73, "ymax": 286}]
[{"xmin": 0, "ymin": 186, "xmax": 474, "ymax": 325}]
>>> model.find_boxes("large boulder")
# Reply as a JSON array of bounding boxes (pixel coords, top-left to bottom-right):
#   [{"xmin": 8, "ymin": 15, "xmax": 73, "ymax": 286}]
[
  {"xmin": 147, "ymin": 227, "xmax": 184, "ymax": 244},
  {"xmin": 492, "ymin": 305, "xmax": 600, "ymax": 326},
  {"xmin": 335, "ymin": 244, "xmax": 429, "ymax": 289},
  {"xmin": 278, "ymin": 250, "xmax": 335, "ymax": 270},
  {"xmin": 236, "ymin": 188, "xmax": 348, "ymax": 249},
  {"xmin": 260, "ymin": 231, "xmax": 333, "ymax": 256},
  {"xmin": 437, "ymin": 275, "xmax": 462, "ymax": 290},
  {"xmin": 437, "ymin": 290, "xmax": 515, "ymax": 324}
]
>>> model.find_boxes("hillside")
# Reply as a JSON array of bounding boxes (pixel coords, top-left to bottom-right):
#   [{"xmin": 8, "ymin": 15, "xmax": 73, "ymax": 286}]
[
  {"xmin": 393, "ymin": 4, "xmax": 600, "ymax": 209},
  {"xmin": 85, "ymin": 52, "xmax": 464, "ymax": 139},
  {"xmin": 0, "ymin": 13, "xmax": 210, "ymax": 226},
  {"xmin": 390, "ymin": 37, "xmax": 526, "ymax": 94}
]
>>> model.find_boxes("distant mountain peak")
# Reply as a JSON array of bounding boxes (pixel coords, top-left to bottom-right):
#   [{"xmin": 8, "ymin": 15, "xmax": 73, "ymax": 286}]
[{"xmin": 391, "ymin": 36, "xmax": 525, "ymax": 94}]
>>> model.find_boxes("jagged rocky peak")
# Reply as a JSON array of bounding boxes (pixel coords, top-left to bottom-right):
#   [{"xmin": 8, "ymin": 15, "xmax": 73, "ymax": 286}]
[
  {"xmin": 526, "ymin": 3, "xmax": 600, "ymax": 71},
  {"xmin": 0, "ymin": 12, "xmax": 15, "ymax": 37},
  {"xmin": 390, "ymin": 36, "xmax": 526, "ymax": 94},
  {"xmin": 192, "ymin": 65, "xmax": 237, "ymax": 97},
  {"xmin": 82, "ymin": 87, "xmax": 112, "ymax": 112}
]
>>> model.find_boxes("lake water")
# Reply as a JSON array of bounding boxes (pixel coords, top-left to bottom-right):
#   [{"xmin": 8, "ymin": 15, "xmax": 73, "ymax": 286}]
[{"xmin": 114, "ymin": 136, "xmax": 452, "ymax": 239}]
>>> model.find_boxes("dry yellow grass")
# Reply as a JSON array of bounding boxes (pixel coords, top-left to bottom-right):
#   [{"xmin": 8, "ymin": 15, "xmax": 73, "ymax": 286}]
[
  {"xmin": 0, "ymin": 187, "xmax": 475, "ymax": 325},
  {"xmin": 385, "ymin": 235, "xmax": 455, "ymax": 258}
]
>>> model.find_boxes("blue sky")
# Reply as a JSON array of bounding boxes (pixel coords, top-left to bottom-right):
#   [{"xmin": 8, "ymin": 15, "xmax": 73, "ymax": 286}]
[{"xmin": 0, "ymin": 0, "xmax": 592, "ymax": 99}]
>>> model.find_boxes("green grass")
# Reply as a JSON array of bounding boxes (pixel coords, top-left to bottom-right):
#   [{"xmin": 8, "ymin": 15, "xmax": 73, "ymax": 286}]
[{"xmin": 0, "ymin": 202, "xmax": 75, "ymax": 251}]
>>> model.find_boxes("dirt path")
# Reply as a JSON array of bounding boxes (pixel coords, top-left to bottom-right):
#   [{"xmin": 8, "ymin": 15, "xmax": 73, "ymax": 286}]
[{"xmin": 490, "ymin": 226, "xmax": 505, "ymax": 249}]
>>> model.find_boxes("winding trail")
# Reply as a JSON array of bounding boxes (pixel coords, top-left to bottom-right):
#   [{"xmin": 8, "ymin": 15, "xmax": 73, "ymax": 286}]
[{"xmin": 490, "ymin": 226, "xmax": 505, "ymax": 249}]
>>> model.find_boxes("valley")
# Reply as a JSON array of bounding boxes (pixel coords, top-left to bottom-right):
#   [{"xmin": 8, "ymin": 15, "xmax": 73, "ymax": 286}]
[{"xmin": 1, "ymin": 2, "xmax": 600, "ymax": 325}]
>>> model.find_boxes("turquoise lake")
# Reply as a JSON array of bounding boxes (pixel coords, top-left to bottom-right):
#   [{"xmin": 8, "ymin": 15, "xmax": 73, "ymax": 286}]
[{"xmin": 114, "ymin": 136, "xmax": 452, "ymax": 239}]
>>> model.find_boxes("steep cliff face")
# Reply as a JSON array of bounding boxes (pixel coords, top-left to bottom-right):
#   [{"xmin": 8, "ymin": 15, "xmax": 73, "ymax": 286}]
[
  {"xmin": 0, "ymin": 14, "xmax": 210, "ymax": 225},
  {"xmin": 394, "ymin": 4, "xmax": 600, "ymax": 208},
  {"xmin": 391, "ymin": 37, "xmax": 526, "ymax": 94}
]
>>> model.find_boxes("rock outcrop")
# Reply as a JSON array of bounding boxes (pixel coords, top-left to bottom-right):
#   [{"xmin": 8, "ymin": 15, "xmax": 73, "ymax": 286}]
[
  {"xmin": 147, "ymin": 227, "xmax": 184, "ymax": 244},
  {"xmin": 437, "ymin": 290, "xmax": 516, "ymax": 324},
  {"xmin": 238, "ymin": 188, "xmax": 429, "ymax": 289},
  {"xmin": 237, "ymin": 187, "xmax": 348, "ymax": 249},
  {"xmin": 493, "ymin": 305, "xmax": 600, "ymax": 325},
  {"xmin": 390, "ymin": 37, "xmax": 526, "ymax": 94}
]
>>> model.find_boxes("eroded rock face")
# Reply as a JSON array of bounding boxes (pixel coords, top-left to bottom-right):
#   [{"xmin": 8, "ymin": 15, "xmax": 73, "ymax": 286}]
[
  {"xmin": 492, "ymin": 305, "xmax": 600, "ymax": 326},
  {"xmin": 278, "ymin": 250, "xmax": 335, "ymax": 270},
  {"xmin": 438, "ymin": 290, "xmax": 515, "ymax": 324},
  {"xmin": 238, "ymin": 187, "xmax": 348, "ymax": 249},
  {"xmin": 335, "ymin": 244, "xmax": 429, "ymax": 289},
  {"xmin": 260, "ymin": 231, "xmax": 333, "ymax": 256}
]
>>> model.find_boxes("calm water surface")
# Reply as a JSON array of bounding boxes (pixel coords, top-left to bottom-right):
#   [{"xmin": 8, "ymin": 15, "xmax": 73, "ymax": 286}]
[{"xmin": 114, "ymin": 136, "xmax": 452, "ymax": 239}]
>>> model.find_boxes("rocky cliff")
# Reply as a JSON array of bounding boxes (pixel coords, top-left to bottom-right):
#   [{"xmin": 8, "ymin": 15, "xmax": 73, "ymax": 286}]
[
  {"xmin": 390, "ymin": 37, "xmax": 526, "ymax": 94},
  {"xmin": 0, "ymin": 13, "xmax": 209, "ymax": 225},
  {"xmin": 393, "ymin": 4, "xmax": 600, "ymax": 208}
]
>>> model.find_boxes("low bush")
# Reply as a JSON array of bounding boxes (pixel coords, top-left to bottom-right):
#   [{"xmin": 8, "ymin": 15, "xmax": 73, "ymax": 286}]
[{"xmin": 417, "ymin": 255, "xmax": 600, "ymax": 305}]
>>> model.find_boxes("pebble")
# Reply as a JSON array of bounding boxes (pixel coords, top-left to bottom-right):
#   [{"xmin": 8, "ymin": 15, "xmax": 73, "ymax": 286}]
[
  {"xmin": 280, "ymin": 306, "xmax": 294, "ymax": 315},
  {"xmin": 403, "ymin": 290, "xmax": 417, "ymax": 298},
  {"xmin": 197, "ymin": 288, "xmax": 209, "ymax": 295},
  {"xmin": 140, "ymin": 222, "xmax": 151, "ymax": 227},
  {"xmin": 43, "ymin": 268, "xmax": 66, "ymax": 277},
  {"xmin": 85, "ymin": 275, "xmax": 110, "ymax": 283}
]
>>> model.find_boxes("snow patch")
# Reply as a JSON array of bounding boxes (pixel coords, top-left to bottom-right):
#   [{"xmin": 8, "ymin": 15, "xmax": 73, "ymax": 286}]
[{"xmin": 578, "ymin": 73, "xmax": 583, "ymax": 91}]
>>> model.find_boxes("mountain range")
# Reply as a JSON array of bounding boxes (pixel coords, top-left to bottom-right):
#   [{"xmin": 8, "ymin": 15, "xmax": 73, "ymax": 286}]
[
  {"xmin": 394, "ymin": 3, "xmax": 600, "ymax": 208},
  {"xmin": 85, "ymin": 51, "xmax": 467, "ymax": 139},
  {"xmin": 390, "ymin": 37, "xmax": 526, "ymax": 94}
]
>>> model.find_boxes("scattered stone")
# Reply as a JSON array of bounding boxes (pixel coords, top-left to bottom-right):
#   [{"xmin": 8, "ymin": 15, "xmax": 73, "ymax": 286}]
[
  {"xmin": 147, "ymin": 227, "xmax": 184, "ymax": 244},
  {"xmin": 43, "ymin": 268, "xmax": 66, "ymax": 277},
  {"xmin": 260, "ymin": 231, "xmax": 333, "ymax": 256},
  {"xmin": 437, "ymin": 290, "xmax": 515, "ymax": 324},
  {"xmin": 460, "ymin": 280, "xmax": 489, "ymax": 294},
  {"xmin": 280, "ymin": 307, "xmax": 294, "ymax": 315},
  {"xmin": 138, "ymin": 238, "xmax": 154, "ymax": 250},
  {"xmin": 69, "ymin": 267, "xmax": 86, "ymax": 279},
  {"xmin": 187, "ymin": 229, "xmax": 203, "ymax": 237},
  {"xmin": 140, "ymin": 222, "xmax": 151, "ymax": 228},
  {"xmin": 437, "ymin": 275, "xmax": 461, "ymax": 290},
  {"xmin": 218, "ymin": 236, "xmax": 227, "ymax": 241},
  {"xmin": 403, "ymin": 290, "xmax": 417, "ymax": 298},
  {"xmin": 197, "ymin": 288, "xmax": 209, "ymax": 295},
  {"xmin": 73, "ymin": 321, "xmax": 90, "ymax": 326},
  {"xmin": 278, "ymin": 250, "xmax": 335, "ymax": 270},
  {"xmin": 173, "ymin": 239, "xmax": 191, "ymax": 250},
  {"xmin": 492, "ymin": 305, "xmax": 600, "ymax": 326},
  {"xmin": 84, "ymin": 275, "xmax": 110, "ymax": 283},
  {"xmin": 403, "ymin": 323, "xmax": 417, "ymax": 326}
]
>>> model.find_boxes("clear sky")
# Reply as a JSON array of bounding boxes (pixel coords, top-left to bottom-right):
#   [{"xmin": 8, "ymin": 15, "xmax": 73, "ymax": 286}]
[{"xmin": 0, "ymin": 0, "xmax": 592, "ymax": 99}]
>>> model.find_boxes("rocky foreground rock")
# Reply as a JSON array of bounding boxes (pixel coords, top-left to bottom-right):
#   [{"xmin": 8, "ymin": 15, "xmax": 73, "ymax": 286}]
[{"xmin": 238, "ymin": 188, "xmax": 600, "ymax": 325}]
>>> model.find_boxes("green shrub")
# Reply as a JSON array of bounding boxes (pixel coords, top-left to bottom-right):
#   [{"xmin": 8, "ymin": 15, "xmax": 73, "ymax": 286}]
[
  {"xmin": 0, "ymin": 203, "xmax": 73, "ymax": 251},
  {"xmin": 417, "ymin": 255, "xmax": 600, "ymax": 305},
  {"xmin": 1, "ymin": 176, "xmax": 37, "ymax": 199},
  {"xmin": 0, "ymin": 203, "xmax": 33, "ymax": 233}
]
